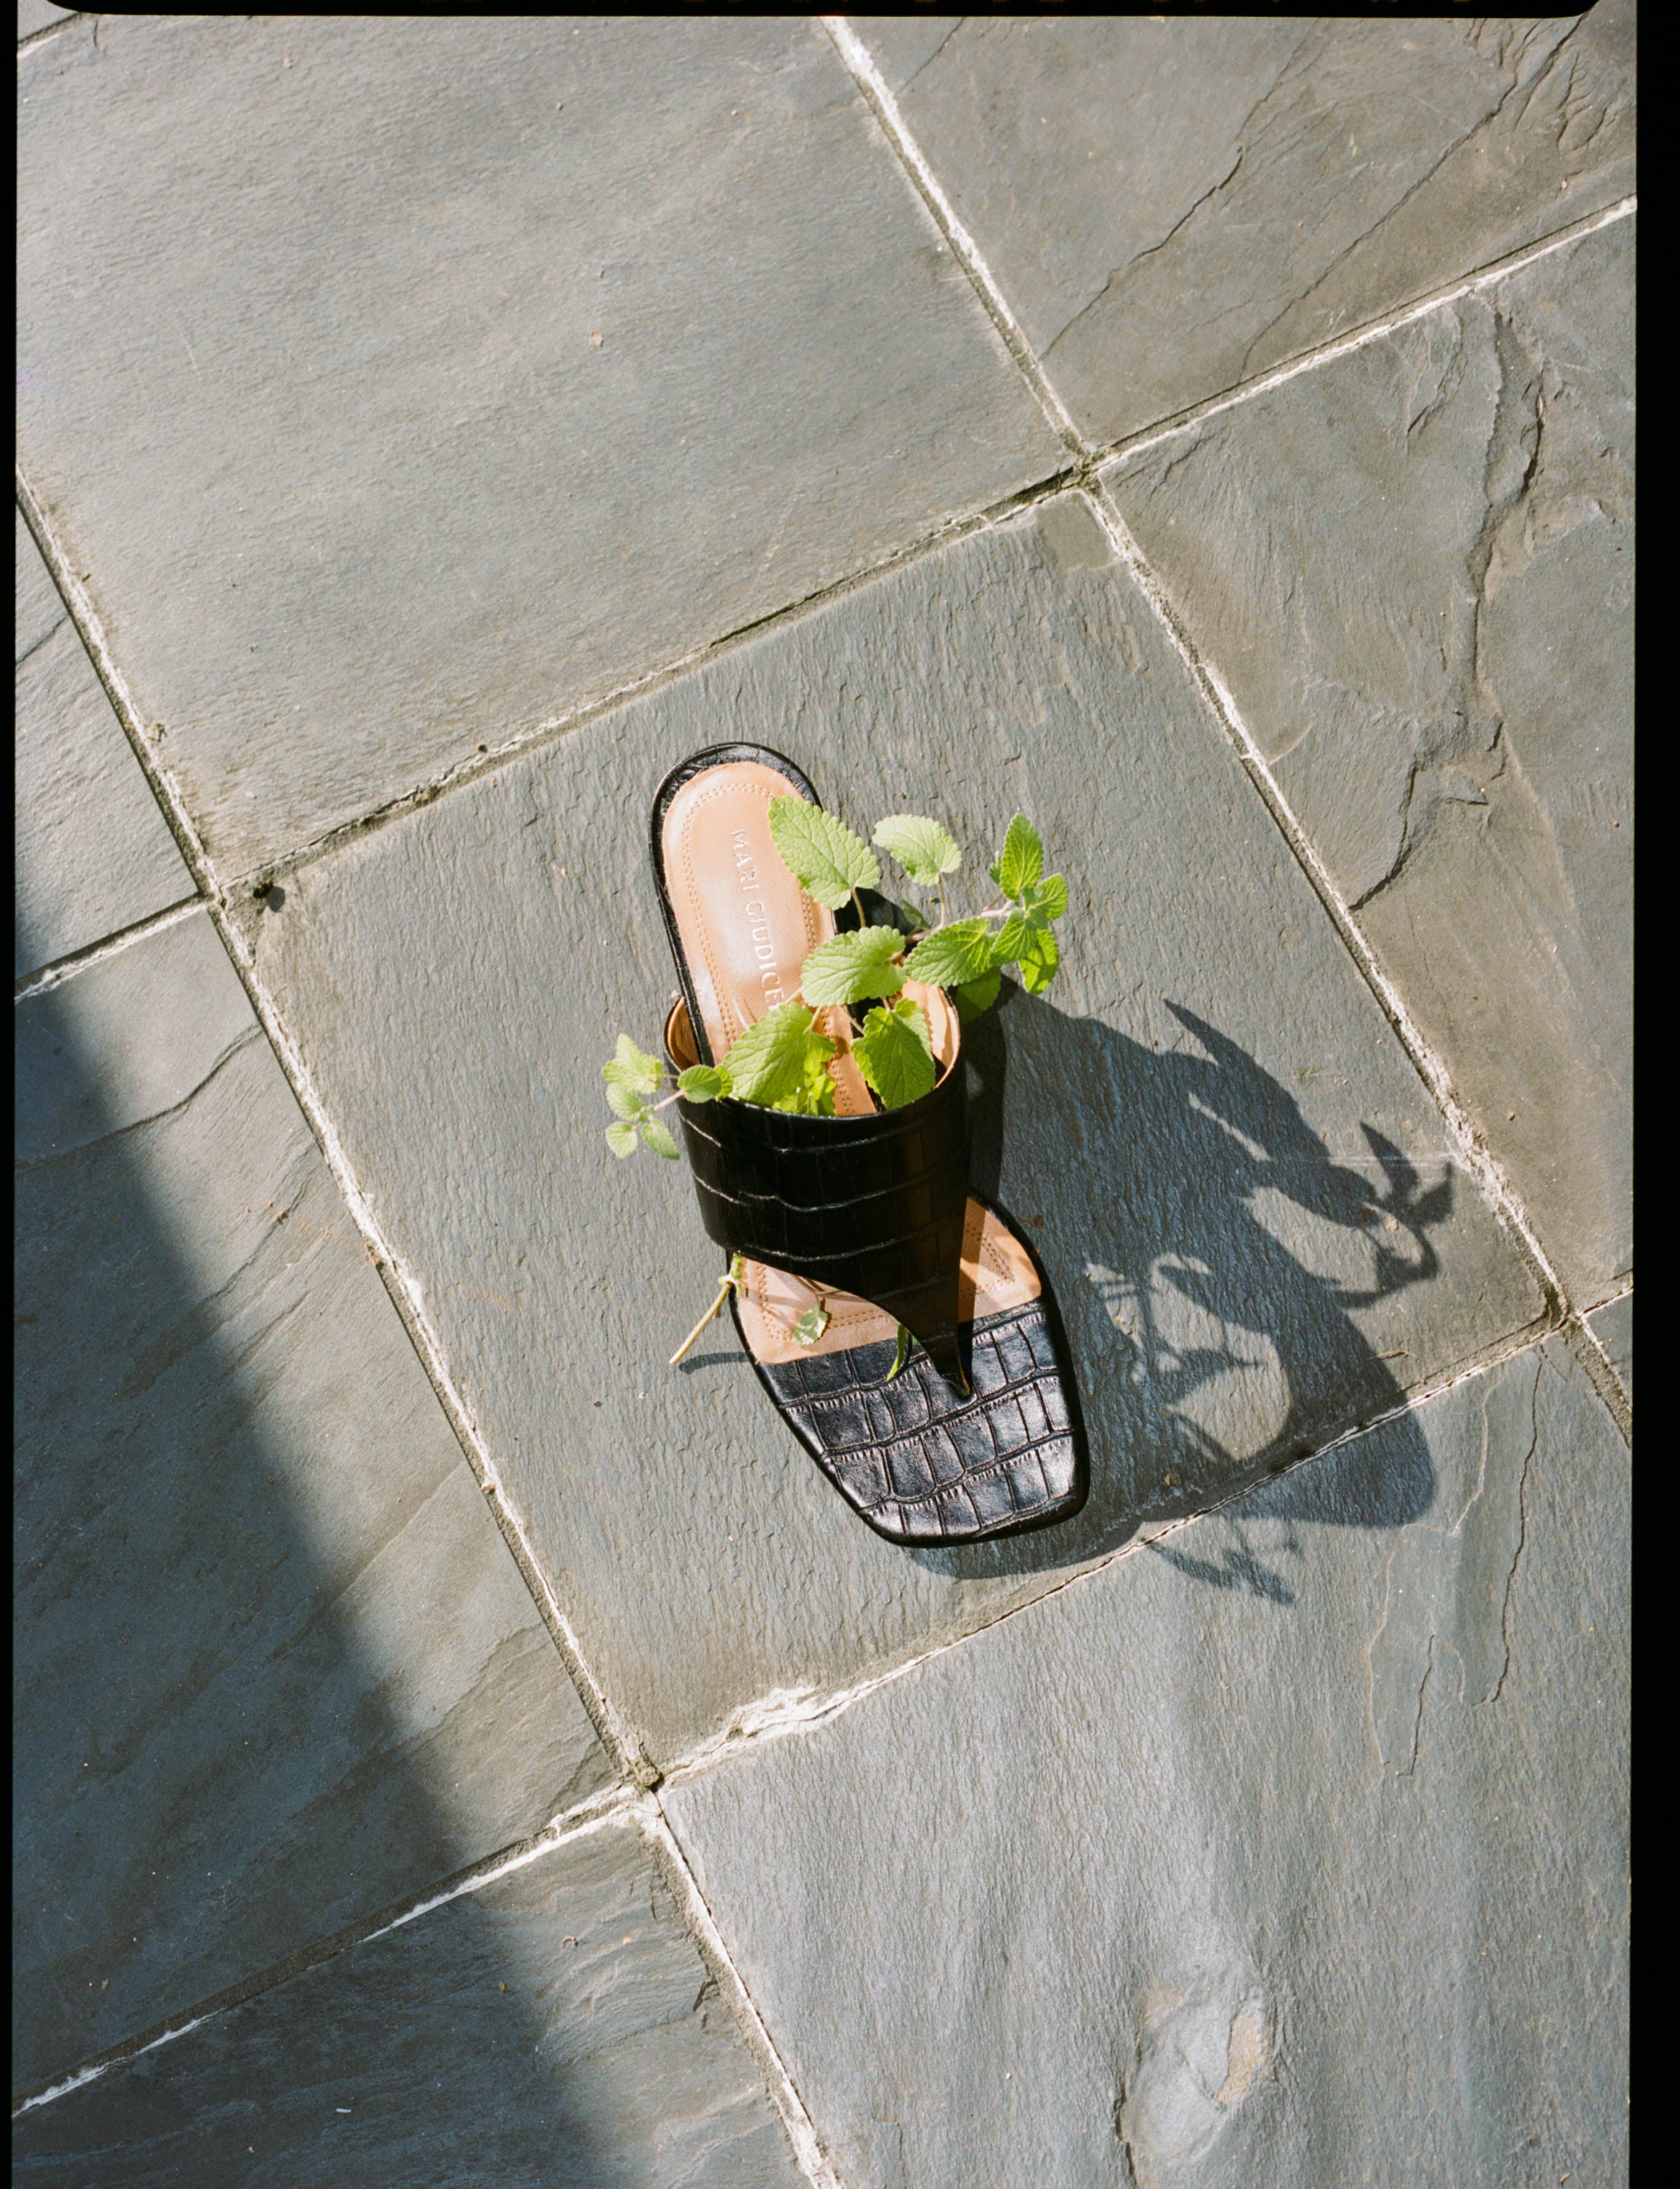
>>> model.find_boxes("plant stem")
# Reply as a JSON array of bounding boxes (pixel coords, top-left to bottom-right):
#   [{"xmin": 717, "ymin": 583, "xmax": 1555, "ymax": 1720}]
[
  {"xmin": 903, "ymin": 898, "xmax": 1008, "ymax": 944},
  {"xmin": 669, "ymin": 1272, "xmax": 736, "ymax": 1365},
  {"xmin": 851, "ymin": 886, "xmax": 866, "ymax": 928}
]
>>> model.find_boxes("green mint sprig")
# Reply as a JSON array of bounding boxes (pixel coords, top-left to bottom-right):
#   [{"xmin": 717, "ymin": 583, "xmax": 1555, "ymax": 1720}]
[
  {"xmin": 604, "ymin": 799, "xmax": 1066, "ymax": 1150},
  {"xmin": 602, "ymin": 1034, "xmax": 729, "ymax": 1159}
]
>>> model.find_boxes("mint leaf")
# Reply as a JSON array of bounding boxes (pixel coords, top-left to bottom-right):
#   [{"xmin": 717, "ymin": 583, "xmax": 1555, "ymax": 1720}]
[
  {"xmin": 901, "ymin": 918, "xmax": 995, "ymax": 988},
  {"xmin": 775, "ymin": 1036, "xmax": 839, "ymax": 1115},
  {"xmin": 886, "ymin": 1323, "xmax": 912, "ymax": 1382},
  {"xmin": 1028, "ymin": 873, "xmax": 1068, "ymax": 921},
  {"xmin": 991, "ymin": 909, "xmax": 1032, "ymax": 966},
  {"xmin": 791, "ymin": 1303, "xmax": 831, "ymax": 1345},
  {"xmin": 798, "ymin": 927, "xmax": 905, "ymax": 1006},
  {"xmin": 989, "ymin": 814, "xmax": 1044, "ymax": 900},
  {"xmin": 872, "ymin": 814, "xmax": 961, "ymax": 888},
  {"xmin": 677, "ymin": 1064, "xmax": 730, "ymax": 1102},
  {"xmin": 766, "ymin": 798, "xmax": 880, "ymax": 909},
  {"xmin": 723, "ymin": 1000, "xmax": 825, "ymax": 1107},
  {"xmin": 602, "ymin": 1034, "xmax": 664, "ymax": 1097},
  {"xmin": 606, "ymin": 1120, "xmax": 639, "ymax": 1159},
  {"xmin": 1019, "ymin": 926, "xmax": 1059, "ymax": 994},
  {"xmin": 854, "ymin": 997, "xmax": 937, "ymax": 1109},
  {"xmin": 605, "ymin": 1081, "xmax": 651, "ymax": 1123},
  {"xmin": 954, "ymin": 968, "xmax": 1002, "ymax": 1021},
  {"xmin": 640, "ymin": 1113, "xmax": 681, "ymax": 1159}
]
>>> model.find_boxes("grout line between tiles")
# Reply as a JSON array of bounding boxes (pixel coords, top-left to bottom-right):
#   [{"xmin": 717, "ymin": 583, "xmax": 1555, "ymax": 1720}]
[
  {"xmin": 1081, "ymin": 489, "xmax": 1581, "ymax": 1315},
  {"xmin": 14, "ymin": 463, "xmax": 652, "ymax": 1791},
  {"xmin": 14, "ymin": 895, "xmax": 205, "ymax": 1001},
  {"xmin": 68, "ymin": 196, "xmax": 1631, "ymax": 909},
  {"xmin": 639, "ymin": 1800, "xmax": 846, "ymax": 2189},
  {"xmin": 820, "ymin": 15, "xmax": 1085, "ymax": 459},
  {"xmin": 16, "ymin": 14, "xmax": 83, "ymax": 55},
  {"xmin": 1568, "ymin": 1278, "xmax": 1638, "ymax": 1418},
  {"xmin": 1092, "ymin": 193, "xmax": 1636, "ymax": 471},
  {"xmin": 1558, "ymin": 1311, "xmax": 1633, "ymax": 1437},
  {"xmin": 213, "ymin": 467, "xmax": 1077, "ymax": 897},
  {"xmin": 17, "ymin": 466, "xmax": 831, "ymax": 2180},
  {"xmin": 10, "ymin": 1787, "xmax": 637, "ymax": 2120},
  {"xmin": 653, "ymin": 1318, "xmax": 1569, "ymax": 1794},
  {"xmin": 355, "ymin": 1789, "xmax": 636, "ymax": 1948},
  {"xmin": 17, "ymin": 71, "xmax": 1630, "ymax": 2160},
  {"xmin": 16, "ymin": 478, "xmax": 219, "ymax": 887}
]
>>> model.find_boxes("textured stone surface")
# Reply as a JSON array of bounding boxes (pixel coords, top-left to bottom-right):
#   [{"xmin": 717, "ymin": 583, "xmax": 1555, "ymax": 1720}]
[
  {"xmin": 1104, "ymin": 216, "xmax": 1631, "ymax": 1306},
  {"xmin": 665, "ymin": 1337, "xmax": 1629, "ymax": 2189},
  {"xmin": 859, "ymin": 8, "xmax": 1635, "ymax": 446},
  {"xmin": 16, "ymin": 13, "xmax": 1059, "ymax": 876},
  {"xmin": 18, "ymin": 1, "xmax": 74, "ymax": 41},
  {"xmin": 15, "ymin": 508, "xmax": 191, "ymax": 978},
  {"xmin": 1587, "ymin": 1291, "xmax": 1631, "ymax": 1405},
  {"xmin": 241, "ymin": 498, "xmax": 1542, "ymax": 1762},
  {"xmin": 11, "ymin": 1818, "xmax": 801, "ymax": 2188},
  {"xmin": 14, "ymin": 911, "xmax": 611, "ymax": 2095}
]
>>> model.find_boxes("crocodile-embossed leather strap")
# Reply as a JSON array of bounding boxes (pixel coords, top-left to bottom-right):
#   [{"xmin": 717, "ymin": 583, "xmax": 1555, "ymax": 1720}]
[{"xmin": 746, "ymin": 1296, "xmax": 1082, "ymax": 1543}]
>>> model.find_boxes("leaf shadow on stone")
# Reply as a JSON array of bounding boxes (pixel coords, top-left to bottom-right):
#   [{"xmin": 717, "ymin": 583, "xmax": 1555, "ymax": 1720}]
[
  {"xmin": 912, "ymin": 989, "xmax": 1441, "ymax": 1598},
  {"xmin": 11, "ymin": 966, "xmax": 617, "ymax": 2179}
]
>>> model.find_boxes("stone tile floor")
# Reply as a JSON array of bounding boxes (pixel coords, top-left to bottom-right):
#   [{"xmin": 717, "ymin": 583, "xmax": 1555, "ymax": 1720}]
[{"xmin": 15, "ymin": 12, "xmax": 1630, "ymax": 2186}]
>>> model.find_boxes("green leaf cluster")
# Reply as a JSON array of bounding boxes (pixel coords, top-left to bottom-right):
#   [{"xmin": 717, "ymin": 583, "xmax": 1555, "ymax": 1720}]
[
  {"xmin": 721, "ymin": 1000, "xmax": 839, "ymax": 1115},
  {"xmin": 983, "ymin": 813, "xmax": 1065, "ymax": 997},
  {"xmin": 603, "ymin": 788, "xmax": 1069, "ymax": 1165},
  {"xmin": 603, "ymin": 1035, "xmax": 681, "ymax": 1158}
]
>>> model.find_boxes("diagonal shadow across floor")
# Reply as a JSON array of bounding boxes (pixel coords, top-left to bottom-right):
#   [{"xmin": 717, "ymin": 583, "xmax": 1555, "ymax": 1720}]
[{"xmin": 11, "ymin": 917, "xmax": 799, "ymax": 2185}]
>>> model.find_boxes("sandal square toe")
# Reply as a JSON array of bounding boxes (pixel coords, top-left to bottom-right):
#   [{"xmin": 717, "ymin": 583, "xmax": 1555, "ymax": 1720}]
[{"xmin": 740, "ymin": 1294, "xmax": 1087, "ymax": 1545}]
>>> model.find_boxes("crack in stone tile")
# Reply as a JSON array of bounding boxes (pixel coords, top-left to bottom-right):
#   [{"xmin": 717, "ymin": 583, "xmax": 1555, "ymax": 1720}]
[
  {"xmin": 1489, "ymin": 1352, "xmax": 1542, "ymax": 1705},
  {"xmin": 12, "ymin": 1024, "xmax": 263, "ymax": 1178}
]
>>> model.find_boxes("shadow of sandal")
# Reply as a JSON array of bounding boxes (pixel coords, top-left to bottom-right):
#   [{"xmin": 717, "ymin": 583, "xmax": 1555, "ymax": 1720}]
[{"xmin": 908, "ymin": 992, "xmax": 1441, "ymax": 1595}]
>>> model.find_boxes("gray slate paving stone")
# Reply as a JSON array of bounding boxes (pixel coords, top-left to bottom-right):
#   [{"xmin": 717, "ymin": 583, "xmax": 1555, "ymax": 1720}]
[
  {"xmin": 17, "ymin": 1, "xmax": 74, "ymax": 40},
  {"xmin": 16, "ymin": 14, "xmax": 1060, "ymax": 877},
  {"xmin": 1103, "ymin": 216, "xmax": 1632, "ymax": 1307},
  {"xmin": 15, "ymin": 508, "xmax": 192, "ymax": 980},
  {"xmin": 858, "ymin": 7, "xmax": 1635, "ymax": 448},
  {"xmin": 240, "ymin": 496, "xmax": 1542, "ymax": 1762},
  {"xmin": 1587, "ymin": 1290, "xmax": 1631, "ymax": 1404},
  {"xmin": 10, "ymin": 1818, "xmax": 802, "ymax": 2188},
  {"xmin": 665, "ymin": 1337, "xmax": 1629, "ymax": 2189},
  {"xmin": 14, "ymin": 910, "xmax": 611, "ymax": 2096}
]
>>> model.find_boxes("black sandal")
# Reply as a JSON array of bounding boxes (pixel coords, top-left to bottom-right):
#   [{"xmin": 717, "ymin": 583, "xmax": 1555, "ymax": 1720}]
[{"xmin": 650, "ymin": 743, "xmax": 1088, "ymax": 1545}]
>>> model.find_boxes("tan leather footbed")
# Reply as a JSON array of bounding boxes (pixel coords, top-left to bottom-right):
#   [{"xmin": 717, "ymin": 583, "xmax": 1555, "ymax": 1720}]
[{"xmin": 660, "ymin": 759, "xmax": 1038, "ymax": 1364}]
